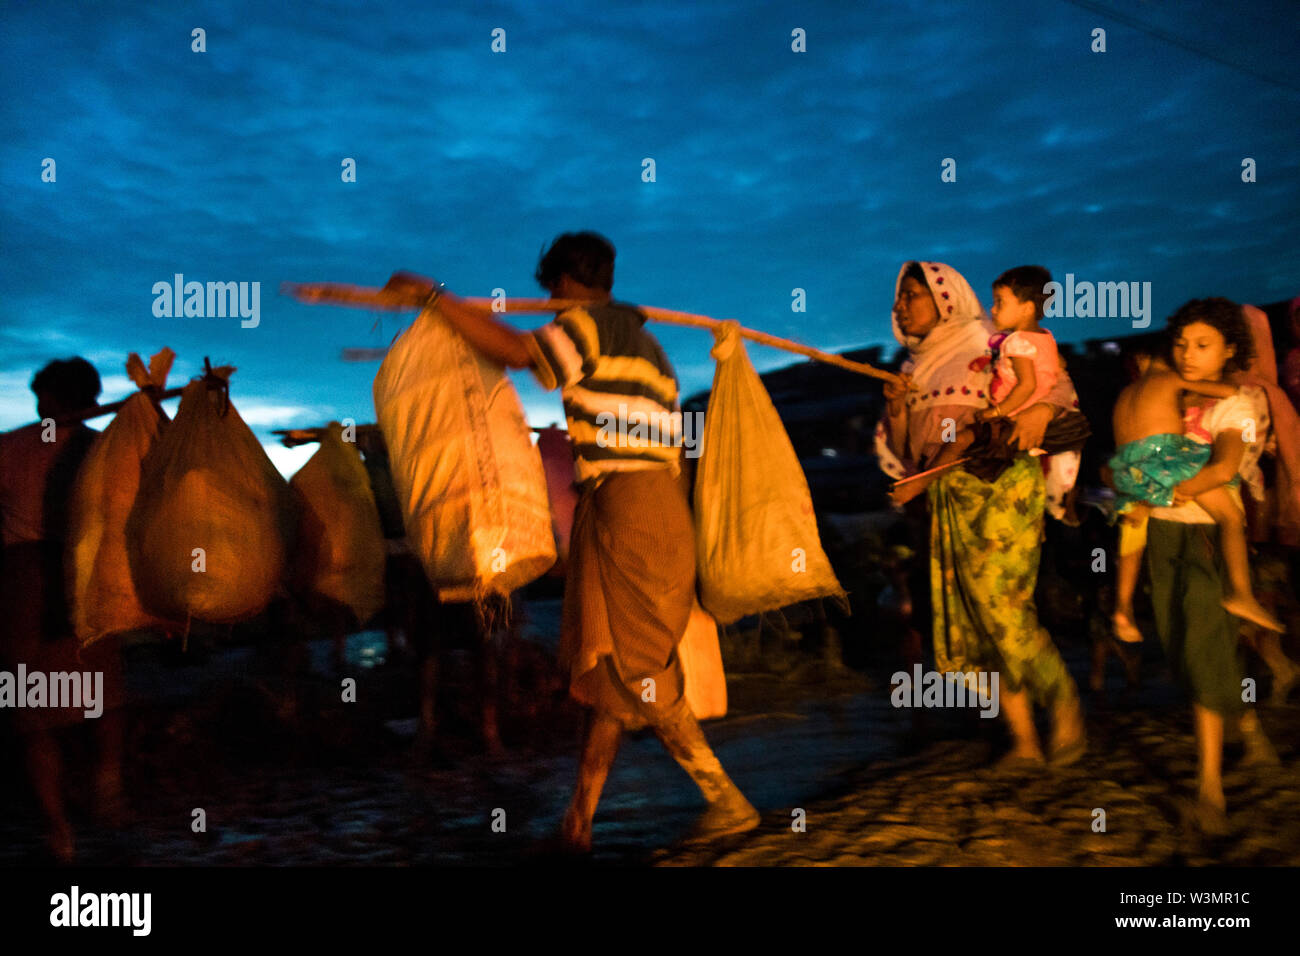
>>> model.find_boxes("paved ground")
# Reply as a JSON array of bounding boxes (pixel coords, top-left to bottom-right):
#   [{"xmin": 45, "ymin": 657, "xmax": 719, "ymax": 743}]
[
  {"xmin": 2, "ymin": 607, "xmax": 1298, "ymax": 867},
  {"xmin": 654, "ymin": 704, "xmax": 1300, "ymax": 867}
]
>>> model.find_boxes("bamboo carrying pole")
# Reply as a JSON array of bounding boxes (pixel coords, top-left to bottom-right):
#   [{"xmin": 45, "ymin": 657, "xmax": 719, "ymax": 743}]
[
  {"xmin": 281, "ymin": 277, "xmax": 905, "ymax": 386},
  {"xmin": 273, "ymin": 422, "xmax": 557, "ymax": 447},
  {"xmin": 889, "ymin": 447, "xmax": 1046, "ymax": 488},
  {"xmin": 30, "ymin": 358, "xmax": 232, "ymax": 429},
  {"xmin": 272, "ymin": 424, "xmax": 382, "ymax": 447},
  {"xmin": 50, "ymin": 385, "xmax": 187, "ymax": 426}
]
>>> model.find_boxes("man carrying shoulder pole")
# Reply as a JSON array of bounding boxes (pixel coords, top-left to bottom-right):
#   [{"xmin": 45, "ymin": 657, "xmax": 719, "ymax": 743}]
[{"xmin": 423, "ymin": 231, "xmax": 759, "ymax": 852}]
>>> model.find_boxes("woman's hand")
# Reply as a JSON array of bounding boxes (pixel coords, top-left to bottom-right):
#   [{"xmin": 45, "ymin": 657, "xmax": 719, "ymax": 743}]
[
  {"xmin": 1171, "ymin": 482, "xmax": 1195, "ymax": 506},
  {"xmin": 889, "ymin": 478, "xmax": 928, "ymax": 507},
  {"xmin": 883, "ymin": 372, "xmax": 913, "ymax": 412},
  {"xmin": 976, "ymin": 406, "xmax": 1000, "ymax": 422},
  {"xmin": 1007, "ymin": 403, "xmax": 1053, "ymax": 451}
]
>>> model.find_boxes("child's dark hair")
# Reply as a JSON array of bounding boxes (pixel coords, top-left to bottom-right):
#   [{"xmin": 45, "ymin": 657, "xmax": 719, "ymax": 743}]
[
  {"xmin": 535, "ymin": 231, "xmax": 615, "ymax": 292},
  {"xmin": 1122, "ymin": 331, "xmax": 1170, "ymax": 361},
  {"xmin": 1119, "ymin": 331, "xmax": 1170, "ymax": 381},
  {"xmin": 993, "ymin": 265, "xmax": 1054, "ymax": 320},
  {"xmin": 31, "ymin": 357, "xmax": 101, "ymax": 410},
  {"xmin": 1166, "ymin": 297, "xmax": 1255, "ymax": 374}
]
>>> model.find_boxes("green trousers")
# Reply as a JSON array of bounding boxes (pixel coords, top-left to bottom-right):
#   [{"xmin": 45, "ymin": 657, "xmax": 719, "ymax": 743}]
[{"xmin": 1145, "ymin": 519, "xmax": 1245, "ymax": 716}]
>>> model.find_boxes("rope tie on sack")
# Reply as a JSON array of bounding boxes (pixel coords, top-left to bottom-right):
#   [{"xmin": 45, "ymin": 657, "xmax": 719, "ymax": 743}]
[
  {"xmin": 200, "ymin": 356, "xmax": 232, "ymax": 418},
  {"xmin": 710, "ymin": 319, "xmax": 742, "ymax": 361}
]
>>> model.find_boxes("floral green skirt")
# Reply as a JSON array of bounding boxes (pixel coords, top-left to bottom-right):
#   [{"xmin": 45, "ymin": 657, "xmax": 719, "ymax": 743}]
[{"xmin": 927, "ymin": 454, "xmax": 1078, "ymax": 706}]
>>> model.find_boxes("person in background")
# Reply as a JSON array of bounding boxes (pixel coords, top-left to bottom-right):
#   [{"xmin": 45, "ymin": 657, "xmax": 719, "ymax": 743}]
[
  {"xmin": 1137, "ymin": 299, "xmax": 1280, "ymax": 834},
  {"xmin": 1233, "ymin": 302, "xmax": 1300, "ymax": 704},
  {"xmin": 0, "ymin": 358, "xmax": 125, "ymax": 862},
  {"xmin": 1281, "ymin": 296, "xmax": 1300, "ymax": 413},
  {"xmin": 391, "ymin": 232, "xmax": 759, "ymax": 851},
  {"xmin": 1238, "ymin": 302, "xmax": 1300, "ymax": 549}
]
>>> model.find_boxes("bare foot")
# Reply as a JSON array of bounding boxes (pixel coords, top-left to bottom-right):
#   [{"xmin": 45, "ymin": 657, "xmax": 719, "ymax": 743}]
[
  {"xmin": 1088, "ymin": 641, "xmax": 1106, "ymax": 693},
  {"xmin": 408, "ymin": 726, "xmax": 435, "ymax": 769},
  {"xmin": 1116, "ymin": 642, "xmax": 1142, "ymax": 690},
  {"xmin": 1271, "ymin": 666, "xmax": 1299, "ymax": 705},
  {"xmin": 48, "ymin": 821, "xmax": 75, "ymax": 864},
  {"xmin": 1048, "ymin": 699, "xmax": 1087, "ymax": 766},
  {"xmin": 682, "ymin": 796, "xmax": 760, "ymax": 844},
  {"xmin": 1112, "ymin": 610, "xmax": 1143, "ymax": 643},
  {"xmin": 560, "ymin": 806, "xmax": 592, "ymax": 854},
  {"xmin": 992, "ymin": 749, "xmax": 1046, "ymax": 773},
  {"xmin": 481, "ymin": 728, "xmax": 506, "ymax": 760},
  {"xmin": 1240, "ymin": 726, "xmax": 1281, "ymax": 767},
  {"xmin": 1197, "ymin": 784, "xmax": 1226, "ymax": 813},
  {"xmin": 1221, "ymin": 595, "xmax": 1284, "ymax": 633},
  {"xmin": 1191, "ymin": 797, "xmax": 1229, "ymax": 837},
  {"xmin": 94, "ymin": 774, "xmax": 128, "ymax": 827}
]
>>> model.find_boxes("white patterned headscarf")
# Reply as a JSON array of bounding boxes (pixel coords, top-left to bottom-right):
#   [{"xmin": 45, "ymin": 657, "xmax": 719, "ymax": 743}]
[{"xmin": 891, "ymin": 261, "xmax": 994, "ymax": 411}]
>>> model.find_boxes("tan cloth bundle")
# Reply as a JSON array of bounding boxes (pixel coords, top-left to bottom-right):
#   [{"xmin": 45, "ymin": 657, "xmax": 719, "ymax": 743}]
[
  {"xmin": 129, "ymin": 367, "xmax": 294, "ymax": 624},
  {"xmin": 694, "ymin": 322, "xmax": 846, "ymax": 623},
  {"xmin": 289, "ymin": 422, "xmax": 387, "ymax": 626},
  {"xmin": 66, "ymin": 349, "xmax": 182, "ymax": 644},
  {"xmin": 372, "ymin": 306, "xmax": 555, "ymax": 601},
  {"xmin": 679, "ymin": 599, "xmax": 727, "ymax": 720}
]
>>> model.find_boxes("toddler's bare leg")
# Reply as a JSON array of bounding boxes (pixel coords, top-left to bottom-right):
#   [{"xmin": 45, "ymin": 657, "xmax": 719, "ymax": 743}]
[
  {"xmin": 1112, "ymin": 504, "xmax": 1148, "ymax": 642},
  {"xmin": 1197, "ymin": 488, "xmax": 1284, "ymax": 632}
]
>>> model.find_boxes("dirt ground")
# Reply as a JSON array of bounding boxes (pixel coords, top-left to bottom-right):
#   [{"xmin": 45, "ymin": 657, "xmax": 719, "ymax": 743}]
[{"xmin": 1, "ymin": 600, "xmax": 1297, "ymax": 867}]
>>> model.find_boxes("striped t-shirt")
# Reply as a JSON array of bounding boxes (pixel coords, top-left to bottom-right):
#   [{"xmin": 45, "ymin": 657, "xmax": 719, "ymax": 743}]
[{"xmin": 526, "ymin": 301, "xmax": 683, "ymax": 484}]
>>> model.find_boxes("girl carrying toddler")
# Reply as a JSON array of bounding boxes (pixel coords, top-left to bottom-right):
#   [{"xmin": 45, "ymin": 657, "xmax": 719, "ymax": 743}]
[{"xmin": 1109, "ymin": 339, "xmax": 1283, "ymax": 642}]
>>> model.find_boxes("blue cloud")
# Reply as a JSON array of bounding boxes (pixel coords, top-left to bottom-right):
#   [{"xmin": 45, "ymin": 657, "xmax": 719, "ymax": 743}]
[{"xmin": 1, "ymin": 0, "xmax": 1297, "ymax": 464}]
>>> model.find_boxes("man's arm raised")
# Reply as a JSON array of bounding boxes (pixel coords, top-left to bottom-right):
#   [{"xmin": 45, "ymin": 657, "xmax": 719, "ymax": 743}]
[{"xmin": 435, "ymin": 291, "xmax": 536, "ymax": 370}]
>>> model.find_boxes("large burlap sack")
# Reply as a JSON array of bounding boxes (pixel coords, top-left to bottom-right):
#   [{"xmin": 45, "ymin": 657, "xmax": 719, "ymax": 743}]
[
  {"xmin": 373, "ymin": 306, "xmax": 556, "ymax": 601},
  {"xmin": 129, "ymin": 367, "xmax": 294, "ymax": 624},
  {"xmin": 694, "ymin": 322, "xmax": 845, "ymax": 623},
  {"xmin": 679, "ymin": 599, "xmax": 727, "ymax": 720},
  {"xmin": 289, "ymin": 421, "xmax": 386, "ymax": 626},
  {"xmin": 67, "ymin": 349, "xmax": 182, "ymax": 645}
]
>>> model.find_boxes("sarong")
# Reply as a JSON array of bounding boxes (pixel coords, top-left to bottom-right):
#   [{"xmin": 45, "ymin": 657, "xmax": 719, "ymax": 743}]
[
  {"xmin": 561, "ymin": 467, "xmax": 695, "ymax": 730},
  {"xmin": 928, "ymin": 454, "xmax": 1077, "ymax": 706},
  {"xmin": 1145, "ymin": 519, "xmax": 1245, "ymax": 716}
]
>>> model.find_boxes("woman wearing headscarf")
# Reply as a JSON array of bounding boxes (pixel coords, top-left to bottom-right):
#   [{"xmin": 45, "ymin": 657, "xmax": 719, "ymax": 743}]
[{"xmin": 874, "ymin": 261, "xmax": 1086, "ymax": 768}]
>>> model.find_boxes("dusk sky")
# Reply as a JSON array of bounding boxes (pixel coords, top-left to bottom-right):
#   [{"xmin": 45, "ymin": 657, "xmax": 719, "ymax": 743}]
[{"xmin": 3, "ymin": 0, "xmax": 1297, "ymax": 475}]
